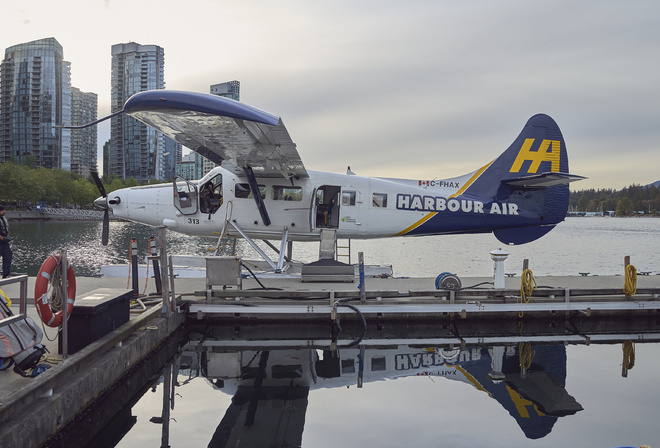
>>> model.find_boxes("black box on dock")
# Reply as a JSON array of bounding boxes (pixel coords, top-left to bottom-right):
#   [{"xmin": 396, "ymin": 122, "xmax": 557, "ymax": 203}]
[{"xmin": 58, "ymin": 288, "xmax": 133, "ymax": 355}]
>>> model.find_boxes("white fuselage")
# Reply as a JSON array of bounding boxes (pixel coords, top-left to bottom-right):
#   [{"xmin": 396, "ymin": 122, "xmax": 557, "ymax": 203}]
[{"xmin": 105, "ymin": 166, "xmax": 521, "ymax": 242}]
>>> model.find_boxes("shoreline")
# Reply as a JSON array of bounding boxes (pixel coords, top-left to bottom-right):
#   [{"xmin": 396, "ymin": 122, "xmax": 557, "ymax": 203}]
[{"xmin": 7, "ymin": 209, "xmax": 105, "ymax": 221}]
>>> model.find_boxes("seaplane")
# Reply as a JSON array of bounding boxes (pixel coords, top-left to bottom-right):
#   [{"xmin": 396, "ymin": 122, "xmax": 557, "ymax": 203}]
[{"xmin": 87, "ymin": 90, "xmax": 584, "ymax": 274}]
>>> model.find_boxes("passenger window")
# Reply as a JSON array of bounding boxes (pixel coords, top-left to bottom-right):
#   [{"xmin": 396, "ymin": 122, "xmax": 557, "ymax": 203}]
[
  {"xmin": 234, "ymin": 183, "xmax": 265, "ymax": 199},
  {"xmin": 342, "ymin": 191, "xmax": 356, "ymax": 206},
  {"xmin": 371, "ymin": 357, "xmax": 386, "ymax": 371},
  {"xmin": 272, "ymin": 185, "xmax": 302, "ymax": 201},
  {"xmin": 372, "ymin": 193, "xmax": 388, "ymax": 207},
  {"xmin": 342, "ymin": 359, "xmax": 355, "ymax": 374}
]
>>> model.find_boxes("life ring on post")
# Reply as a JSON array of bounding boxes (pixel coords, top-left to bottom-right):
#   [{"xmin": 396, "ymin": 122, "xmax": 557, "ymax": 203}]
[{"xmin": 34, "ymin": 254, "xmax": 76, "ymax": 327}]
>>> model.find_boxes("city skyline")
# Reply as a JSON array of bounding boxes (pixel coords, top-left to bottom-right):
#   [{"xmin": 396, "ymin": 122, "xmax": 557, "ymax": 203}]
[{"xmin": 3, "ymin": 1, "xmax": 660, "ymax": 189}]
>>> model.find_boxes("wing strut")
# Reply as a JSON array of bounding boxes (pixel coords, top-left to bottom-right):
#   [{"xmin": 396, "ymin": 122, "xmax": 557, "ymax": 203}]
[{"xmin": 243, "ymin": 165, "xmax": 271, "ymax": 226}]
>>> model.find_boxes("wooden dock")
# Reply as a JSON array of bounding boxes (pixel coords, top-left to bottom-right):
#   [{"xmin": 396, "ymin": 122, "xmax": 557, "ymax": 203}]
[{"xmin": 186, "ymin": 275, "xmax": 660, "ymax": 321}]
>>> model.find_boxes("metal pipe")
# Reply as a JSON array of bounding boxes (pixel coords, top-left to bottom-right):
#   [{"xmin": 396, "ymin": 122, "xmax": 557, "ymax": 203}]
[
  {"xmin": 158, "ymin": 227, "xmax": 171, "ymax": 317},
  {"xmin": 61, "ymin": 250, "xmax": 68, "ymax": 359}
]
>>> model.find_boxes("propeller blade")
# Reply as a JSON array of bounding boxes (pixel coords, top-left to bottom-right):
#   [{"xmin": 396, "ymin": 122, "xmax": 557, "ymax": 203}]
[
  {"xmin": 91, "ymin": 171, "xmax": 107, "ymax": 198},
  {"xmin": 102, "ymin": 210, "xmax": 109, "ymax": 246}
]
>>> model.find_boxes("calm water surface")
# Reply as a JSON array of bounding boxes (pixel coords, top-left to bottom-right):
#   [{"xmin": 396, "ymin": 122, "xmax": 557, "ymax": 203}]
[
  {"xmin": 53, "ymin": 326, "xmax": 660, "ymax": 448},
  {"xmin": 12, "ymin": 217, "xmax": 660, "ymax": 447},
  {"xmin": 9, "ymin": 216, "xmax": 660, "ymax": 277}
]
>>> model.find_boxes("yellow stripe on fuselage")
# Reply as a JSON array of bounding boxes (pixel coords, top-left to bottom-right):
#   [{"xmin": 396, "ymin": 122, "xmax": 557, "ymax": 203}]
[
  {"xmin": 394, "ymin": 212, "xmax": 437, "ymax": 236},
  {"xmin": 449, "ymin": 160, "xmax": 494, "ymax": 199},
  {"xmin": 454, "ymin": 364, "xmax": 491, "ymax": 396}
]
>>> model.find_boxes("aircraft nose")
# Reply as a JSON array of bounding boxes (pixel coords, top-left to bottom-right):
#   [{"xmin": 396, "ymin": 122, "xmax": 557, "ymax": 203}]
[{"xmin": 93, "ymin": 196, "xmax": 108, "ymax": 210}]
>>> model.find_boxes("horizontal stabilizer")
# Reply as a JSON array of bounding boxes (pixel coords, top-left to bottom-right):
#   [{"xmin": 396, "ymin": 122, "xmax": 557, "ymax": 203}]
[{"xmin": 501, "ymin": 172, "xmax": 586, "ymax": 188}]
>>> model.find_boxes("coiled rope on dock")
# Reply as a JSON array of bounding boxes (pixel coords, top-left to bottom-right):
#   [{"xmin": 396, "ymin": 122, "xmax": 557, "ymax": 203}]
[
  {"xmin": 519, "ymin": 341, "xmax": 535, "ymax": 371},
  {"xmin": 623, "ymin": 264, "xmax": 637, "ymax": 297},
  {"xmin": 622, "ymin": 340, "xmax": 635, "ymax": 377}
]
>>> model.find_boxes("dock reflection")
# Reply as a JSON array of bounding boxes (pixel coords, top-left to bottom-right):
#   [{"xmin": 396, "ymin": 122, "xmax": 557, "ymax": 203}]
[
  {"xmin": 174, "ymin": 317, "xmax": 659, "ymax": 446},
  {"xmin": 46, "ymin": 316, "xmax": 660, "ymax": 447}
]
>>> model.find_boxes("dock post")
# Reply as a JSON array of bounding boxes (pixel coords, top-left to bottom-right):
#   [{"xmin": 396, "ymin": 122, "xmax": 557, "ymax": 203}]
[
  {"xmin": 358, "ymin": 346, "xmax": 365, "ymax": 388},
  {"xmin": 358, "ymin": 252, "xmax": 366, "ymax": 302},
  {"xmin": 489, "ymin": 346, "xmax": 506, "ymax": 380},
  {"xmin": 490, "ymin": 248, "xmax": 509, "ymax": 289},
  {"xmin": 61, "ymin": 249, "xmax": 69, "ymax": 359},
  {"xmin": 130, "ymin": 238, "xmax": 139, "ymax": 296},
  {"xmin": 149, "ymin": 237, "xmax": 162, "ymax": 294},
  {"xmin": 160, "ymin": 362, "xmax": 172, "ymax": 447},
  {"xmin": 168, "ymin": 255, "xmax": 176, "ymax": 307},
  {"xmin": 158, "ymin": 226, "xmax": 172, "ymax": 317}
]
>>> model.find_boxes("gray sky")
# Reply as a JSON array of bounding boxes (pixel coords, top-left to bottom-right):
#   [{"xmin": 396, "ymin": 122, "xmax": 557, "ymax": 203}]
[{"xmin": 5, "ymin": 0, "xmax": 660, "ymax": 189}]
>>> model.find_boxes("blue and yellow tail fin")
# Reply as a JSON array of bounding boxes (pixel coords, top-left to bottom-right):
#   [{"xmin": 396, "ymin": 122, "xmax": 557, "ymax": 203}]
[{"xmin": 462, "ymin": 114, "xmax": 585, "ymax": 244}]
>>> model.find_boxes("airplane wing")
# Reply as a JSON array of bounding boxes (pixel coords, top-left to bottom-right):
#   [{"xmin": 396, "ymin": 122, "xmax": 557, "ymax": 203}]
[{"xmin": 123, "ymin": 90, "xmax": 308, "ymax": 179}]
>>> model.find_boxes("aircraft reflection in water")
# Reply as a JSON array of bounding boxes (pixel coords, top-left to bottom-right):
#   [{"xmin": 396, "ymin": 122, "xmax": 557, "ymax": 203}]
[{"xmin": 176, "ymin": 339, "xmax": 583, "ymax": 445}]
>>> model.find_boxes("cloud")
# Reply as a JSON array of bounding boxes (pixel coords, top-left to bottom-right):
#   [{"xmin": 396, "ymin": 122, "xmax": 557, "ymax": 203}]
[{"xmin": 4, "ymin": 0, "xmax": 660, "ymax": 188}]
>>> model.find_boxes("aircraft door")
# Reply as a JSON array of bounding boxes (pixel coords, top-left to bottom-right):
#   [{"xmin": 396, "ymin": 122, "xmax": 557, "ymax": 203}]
[
  {"xmin": 338, "ymin": 187, "xmax": 362, "ymax": 232},
  {"xmin": 312, "ymin": 185, "xmax": 341, "ymax": 229},
  {"xmin": 173, "ymin": 176, "xmax": 199, "ymax": 215}
]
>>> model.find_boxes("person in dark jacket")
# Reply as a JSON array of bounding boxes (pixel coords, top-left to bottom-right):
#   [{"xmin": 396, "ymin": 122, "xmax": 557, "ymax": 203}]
[{"xmin": 0, "ymin": 206, "xmax": 12, "ymax": 278}]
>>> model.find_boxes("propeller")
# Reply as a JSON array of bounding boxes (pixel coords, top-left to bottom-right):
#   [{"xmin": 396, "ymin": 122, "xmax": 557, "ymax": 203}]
[{"xmin": 91, "ymin": 171, "xmax": 110, "ymax": 246}]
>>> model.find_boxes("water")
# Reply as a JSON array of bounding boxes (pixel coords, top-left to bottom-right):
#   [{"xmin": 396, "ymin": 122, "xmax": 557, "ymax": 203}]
[
  {"xmin": 9, "ymin": 216, "xmax": 660, "ymax": 277},
  {"xmin": 51, "ymin": 322, "xmax": 660, "ymax": 448},
  {"xmin": 11, "ymin": 217, "xmax": 660, "ymax": 447}
]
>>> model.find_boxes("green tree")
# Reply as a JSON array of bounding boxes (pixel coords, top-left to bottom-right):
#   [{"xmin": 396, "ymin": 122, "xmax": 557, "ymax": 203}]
[{"xmin": 616, "ymin": 197, "xmax": 634, "ymax": 216}]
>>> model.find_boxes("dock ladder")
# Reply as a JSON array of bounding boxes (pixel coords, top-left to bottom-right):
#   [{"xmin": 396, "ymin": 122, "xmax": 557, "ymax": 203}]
[{"xmin": 335, "ymin": 238, "xmax": 351, "ymax": 264}]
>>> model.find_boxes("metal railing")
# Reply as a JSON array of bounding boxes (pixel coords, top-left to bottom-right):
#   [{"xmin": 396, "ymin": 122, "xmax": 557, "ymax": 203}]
[{"xmin": 0, "ymin": 275, "xmax": 30, "ymax": 328}]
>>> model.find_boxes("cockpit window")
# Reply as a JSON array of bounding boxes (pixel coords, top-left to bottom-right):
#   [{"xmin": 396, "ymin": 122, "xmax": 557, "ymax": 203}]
[{"xmin": 199, "ymin": 174, "xmax": 223, "ymax": 215}]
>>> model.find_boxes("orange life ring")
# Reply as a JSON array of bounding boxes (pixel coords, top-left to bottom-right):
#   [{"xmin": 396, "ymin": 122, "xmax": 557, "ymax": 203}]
[{"xmin": 34, "ymin": 254, "xmax": 76, "ymax": 327}]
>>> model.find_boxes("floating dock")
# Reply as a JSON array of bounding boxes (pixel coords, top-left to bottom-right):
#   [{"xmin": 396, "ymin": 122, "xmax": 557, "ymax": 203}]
[{"xmin": 1, "ymin": 273, "xmax": 659, "ymax": 447}]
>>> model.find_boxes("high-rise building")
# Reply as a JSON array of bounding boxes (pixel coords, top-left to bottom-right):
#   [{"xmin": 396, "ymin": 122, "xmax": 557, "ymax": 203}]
[
  {"xmin": 102, "ymin": 139, "xmax": 110, "ymax": 179},
  {"xmin": 109, "ymin": 42, "xmax": 167, "ymax": 181},
  {"xmin": 0, "ymin": 37, "xmax": 72, "ymax": 169},
  {"xmin": 193, "ymin": 81, "xmax": 241, "ymax": 177},
  {"xmin": 175, "ymin": 151, "xmax": 200, "ymax": 180},
  {"xmin": 70, "ymin": 87, "xmax": 98, "ymax": 177},
  {"xmin": 163, "ymin": 136, "xmax": 182, "ymax": 180},
  {"xmin": 210, "ymin": 80, "xmax": 240, "ymax": 100}
]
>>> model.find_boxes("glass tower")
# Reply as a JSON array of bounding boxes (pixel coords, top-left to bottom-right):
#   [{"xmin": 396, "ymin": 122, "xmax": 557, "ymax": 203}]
[
  {"xmin": 194, "ymin": 81, "xmax": 242, "ymax": 177},
  {"xmin": 70, "ymin": 87, "xmax": 98, "ymax": 177},
  {"xmin": 0, "ymin": 37, "xmax": 72, "ymax": 169},
  {"xmin": 110, "ymin": 42, "xmax": 166, "ymax": 181}
]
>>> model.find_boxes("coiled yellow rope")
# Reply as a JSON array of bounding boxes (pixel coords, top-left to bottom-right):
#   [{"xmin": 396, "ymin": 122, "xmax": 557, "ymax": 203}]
[
  {"xmin": 623, "ymin": 264, "xmax": 637, "ymax": 297},
  {"xmin": 622, "ymin": 340, "xmax": 635, "ymax": 377},
  {"xmin": 519, "ymin": 341, "xmax": 535, "ymax": 371},
  {"xmin": 519, "ymin": 269, "xmax": 537, "ymax": 318}
]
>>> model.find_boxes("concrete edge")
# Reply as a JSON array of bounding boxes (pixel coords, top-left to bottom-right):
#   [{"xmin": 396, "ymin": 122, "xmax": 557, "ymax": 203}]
[
  {"xmin": 0, "ymin": 305, "xmax": 185, "ymax": 448},
  {"xmin": 0, "ymin": 306, "xmax": 184, "ymax": 428}
]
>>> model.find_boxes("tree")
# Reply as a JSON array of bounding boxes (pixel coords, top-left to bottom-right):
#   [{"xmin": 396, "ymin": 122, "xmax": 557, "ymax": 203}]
[{"xmin": 616, "ymin": 197, "xmax": 634, "ymax": 216}]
